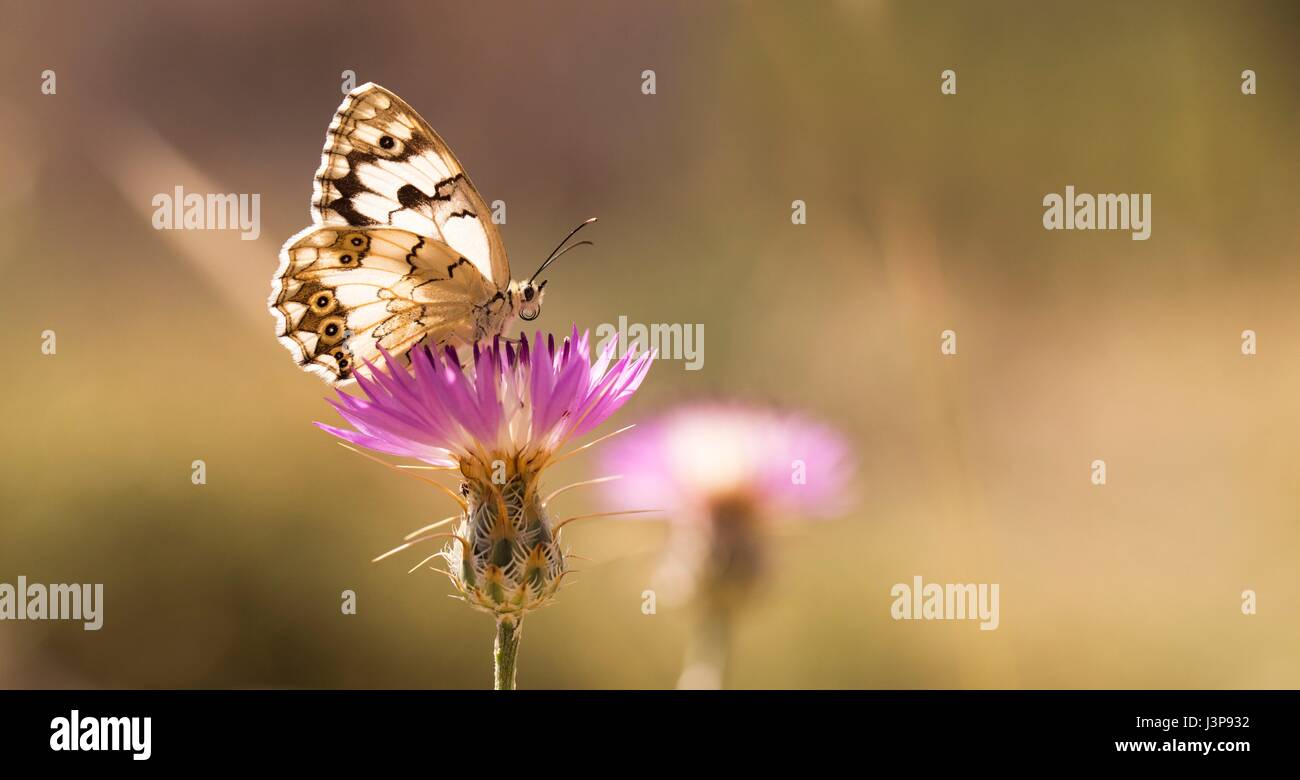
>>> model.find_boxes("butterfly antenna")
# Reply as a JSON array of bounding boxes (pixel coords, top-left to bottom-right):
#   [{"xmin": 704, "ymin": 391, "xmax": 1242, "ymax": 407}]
[{"xmin": 529, "ymin": 217, "xmax": 597, "ymax": 284}]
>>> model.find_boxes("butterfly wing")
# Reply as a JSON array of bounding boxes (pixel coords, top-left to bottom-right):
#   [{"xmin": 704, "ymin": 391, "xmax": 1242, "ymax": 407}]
[
  {"xmin": 270, "ymin": 226, "xmax": 506, "ymax": 384},
  {"xmin": 312, "ymin": 82, "xmax": 510, "ymax": 288}
]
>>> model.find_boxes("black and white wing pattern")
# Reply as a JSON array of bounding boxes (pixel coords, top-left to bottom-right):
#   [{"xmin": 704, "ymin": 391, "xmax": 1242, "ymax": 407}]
[
  {"xmin": 271, "ymin": 226, "xmax": 507, "ymax": 384},
  {"xmin": 271, "ymin": 83, "xmax": 516, "ymax": 384},
  {"xmin": 311, "ymin": 82, "xmax": 509, "ymax": 287}
]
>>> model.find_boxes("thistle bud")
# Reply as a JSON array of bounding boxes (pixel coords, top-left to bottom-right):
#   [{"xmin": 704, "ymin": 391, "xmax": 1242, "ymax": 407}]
[{"xmin": 440, "ymin": 466, "xmax": 566, "ymax": 625}]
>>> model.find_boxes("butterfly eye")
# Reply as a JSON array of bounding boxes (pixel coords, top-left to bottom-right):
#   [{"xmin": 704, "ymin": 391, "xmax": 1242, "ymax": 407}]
[
  {"xmin": 523, "ymin": 286, "xmax": 535, "ymax": 302},
  {"xmin": 310, "ymin": 290, "xmax": 338, "ymax": 315}
]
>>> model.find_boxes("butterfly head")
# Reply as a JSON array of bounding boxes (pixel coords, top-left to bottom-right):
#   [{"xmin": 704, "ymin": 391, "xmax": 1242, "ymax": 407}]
[
  {"xmin": 513, "ymin": 279, "xmax": 547, "ymax": 322},
  {"xmin": 514, "ymin": 217, "xmax": 599, "ymax": 323}
]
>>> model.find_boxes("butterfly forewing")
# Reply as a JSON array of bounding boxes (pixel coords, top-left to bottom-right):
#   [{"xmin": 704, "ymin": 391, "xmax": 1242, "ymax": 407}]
[
  {"xmin": 273, "ymin": 83, "xmax": 521, "ymax": 385},
  {"xmin": 312, "ymin": 83, "xmax": 509, "ymax": 287}
]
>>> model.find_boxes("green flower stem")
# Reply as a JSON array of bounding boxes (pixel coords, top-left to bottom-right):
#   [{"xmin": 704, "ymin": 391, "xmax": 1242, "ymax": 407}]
[{"xmin": 494, "ymin": 619, "xmax": 522, "ymax": 690}]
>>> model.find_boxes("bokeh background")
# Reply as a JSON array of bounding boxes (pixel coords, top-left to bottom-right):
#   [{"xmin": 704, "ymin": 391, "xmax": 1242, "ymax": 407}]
[{"xmin": 2, "ymin": 0, "xmax": 1298, "ymax": 688}]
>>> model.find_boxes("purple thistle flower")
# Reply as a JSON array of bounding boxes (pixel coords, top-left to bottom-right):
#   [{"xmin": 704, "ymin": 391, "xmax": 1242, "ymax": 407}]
[
  {"xmin": 319, "ymin": 325, "xmax": 652, "ymax": 476},
  {"xmin": 600, "ymin": 402, "xmax": 852, "ymax": 689},
  {"xmin": 602, "ymin": 403, "xmax": 853, "ymax": 609},
  {"xmin": 316, "ymin": 327, "xmax": 653, "ymax": 688},
  {"xmin": 602, "ymin": 402, "xmax": 854, "ymax": 522}
]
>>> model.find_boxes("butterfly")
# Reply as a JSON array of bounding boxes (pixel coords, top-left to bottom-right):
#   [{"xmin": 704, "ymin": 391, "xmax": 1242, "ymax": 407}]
[{"xmin": 270, "ymin": 82, "xmax": 593, "ymax": 384}]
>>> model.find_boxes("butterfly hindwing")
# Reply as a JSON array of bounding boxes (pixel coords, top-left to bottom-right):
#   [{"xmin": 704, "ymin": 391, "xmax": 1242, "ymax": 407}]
[
  {"xmin": 271, "ymin": 226, "xmax": 503, "ymax": 384},
  {"xmin": 312, "ymin": 82, "xmax": 510, "ymax": 289}
]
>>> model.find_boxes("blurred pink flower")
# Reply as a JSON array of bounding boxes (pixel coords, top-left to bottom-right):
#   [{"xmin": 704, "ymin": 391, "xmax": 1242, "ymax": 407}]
[
  {"xmin": 602, "ymin": 402, "xmax": 854, "ymax": 688},
  {"xmin": 601, "ymin": 402, "xmax": 855, "ymax": 522}
]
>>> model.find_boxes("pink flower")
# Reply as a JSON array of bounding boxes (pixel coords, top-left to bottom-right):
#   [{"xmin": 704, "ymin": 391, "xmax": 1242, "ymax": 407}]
[
  {"xmin": 317, "ymin": 327, "xmax": 653, "ymax": 631},
  {"xmin": 601, "ymin": 402, "xmax": 854, "ymax": 619},
  {"xmin": 319, "ymin": 326, "xmax": 653, "ymax": 475},
  {"xmin": 602, "ymin": 402, "xmax": 854, "ymax": 521}
]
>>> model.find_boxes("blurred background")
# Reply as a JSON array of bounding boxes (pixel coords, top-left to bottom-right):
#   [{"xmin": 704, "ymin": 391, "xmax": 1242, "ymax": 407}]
[{"xmin": 1, "ymin": 0, "xmax": 1298, "ymax": 688}]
